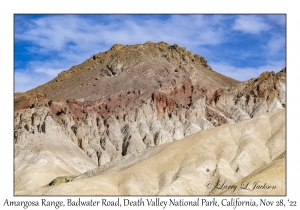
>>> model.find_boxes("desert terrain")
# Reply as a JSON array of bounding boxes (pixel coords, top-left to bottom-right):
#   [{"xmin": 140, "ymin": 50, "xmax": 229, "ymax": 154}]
[{"xmin": 14, "ymin": 42, "xmax": 286, "ymax": 195}]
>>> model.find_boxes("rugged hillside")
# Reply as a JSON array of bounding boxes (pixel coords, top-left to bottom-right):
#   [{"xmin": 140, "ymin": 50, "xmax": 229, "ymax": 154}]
[
  {"xmin": 16, "ymin": 109, "xmax": 285, "ymax": 195},
  {"xmin": 215, "ymin": 68, "xmax": 286, "ymax": 120},
  {"xmin": 14, "ymin": 42, "xmax": 286, "ymax": 194},
  {"xmin": 22, "ymin": 41, "xmax": 238, "ymax": 100}
]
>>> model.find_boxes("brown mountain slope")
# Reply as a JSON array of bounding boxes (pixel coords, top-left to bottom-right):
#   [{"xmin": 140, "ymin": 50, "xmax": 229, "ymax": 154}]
[{"xmin": 25, "ymin": 41, "xmax": 238, "ymax": 101}]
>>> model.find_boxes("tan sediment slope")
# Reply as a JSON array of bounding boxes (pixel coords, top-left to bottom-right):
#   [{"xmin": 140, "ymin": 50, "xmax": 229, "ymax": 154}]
[
  {"xmin": 19, "ymin": 109, "xmax": 285, "ymax": 196},
  {"xmin": 14, "ymin": 116, "xmax": 97, "ymax": 193},
  {"xmin": 218, "ymin": 153, "xmax": 285, "ymax": 195}
]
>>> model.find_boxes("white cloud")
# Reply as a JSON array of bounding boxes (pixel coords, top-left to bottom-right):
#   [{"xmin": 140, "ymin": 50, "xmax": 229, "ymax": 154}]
[
  {"xmin": 266, "ymin": 35, "xmax": 286, "ymax": 56},
  {"xmin": 34, "ymin": 68, "xmax": 62, "ymax": 77},
  {"xmin": 14, "ymin": 59, "xmax": 74, "ymax": 92},
  {"xmin": 267, "ymin": 15, "xmax": 286, "ymax": 26},
  {"xmin": 232, "ymin": 15, "xmax": 270, "ymax": 34},
  {"xmin": 15, "ymin": 71, "xmax": 53, "ymax": 93},
  {"xmin": 210, "ymin": 60, "xmax": 285, "ymax": 82},
  {"xmin": 16, "ymin": 15, "xmax": 227, "ymax": 54}
]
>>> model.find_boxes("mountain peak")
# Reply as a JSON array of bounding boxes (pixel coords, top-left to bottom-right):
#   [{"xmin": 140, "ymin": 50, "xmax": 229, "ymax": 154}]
[{"xmin": 24, "ymin": 42, "xmax": 238, "ymax": 102}]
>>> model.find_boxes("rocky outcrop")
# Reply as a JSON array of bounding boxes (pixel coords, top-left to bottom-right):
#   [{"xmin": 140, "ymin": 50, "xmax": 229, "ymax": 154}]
[
  {"xmin": 14, "ymin": 94, "xmax": 215, "ymax": 166},
  {"xmin": 14, "ymin": 107, "xmax": 97, "ymax": 192},
  {"xmin": 215, "ymin": 69, "xmax": 286, "ymax": 119}
]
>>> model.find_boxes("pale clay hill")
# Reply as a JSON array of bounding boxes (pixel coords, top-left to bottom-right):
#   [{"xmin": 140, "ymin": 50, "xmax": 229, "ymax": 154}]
[
  {"xmin": 14, "ymin": 41, "xmax": 286, "ymax": 195},
  {"xmin": 16, "ymin": 109, "xmax": 285, "ymax": 195}
]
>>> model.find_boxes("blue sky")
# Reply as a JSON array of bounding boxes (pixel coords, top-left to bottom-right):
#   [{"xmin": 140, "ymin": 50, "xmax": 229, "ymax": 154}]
[{"xmin": 14, "ymin": 14, "xmax": 286, "ymax": 93}]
